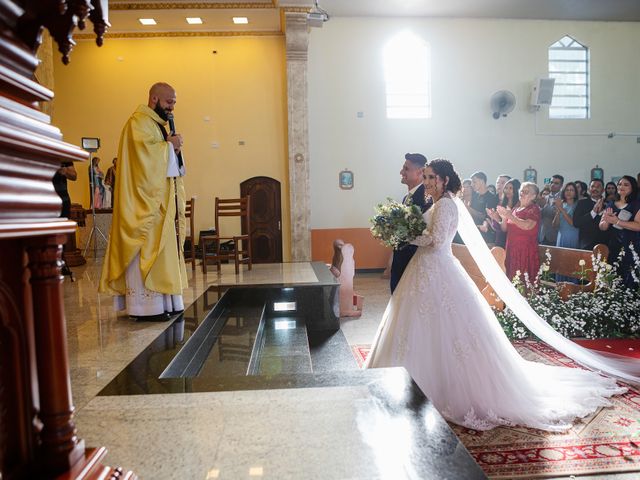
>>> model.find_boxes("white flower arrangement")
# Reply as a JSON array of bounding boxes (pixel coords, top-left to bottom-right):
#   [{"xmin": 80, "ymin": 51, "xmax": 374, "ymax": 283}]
[
  {"xmin": 497, "ymin": 244, "xmax": 640, "ymax": 340},
  {"xmin": 370, "ymin": 197, "xmax": 426, "ymax": 249}
]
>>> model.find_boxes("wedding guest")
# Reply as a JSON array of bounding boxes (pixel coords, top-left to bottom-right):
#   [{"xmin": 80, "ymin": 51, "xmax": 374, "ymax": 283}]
[
  {"xmin": 599, "ymin": 175, "xmax": 640, "ymax": 289},
  {"xmin": 574, "ymin": 180, "xmax": 589, "ymax": 200},
  {"xmin": 497, "ymin": 182, "xmax": 541, "ymax": 284},
  {"xmin": 461, "ymin": 178, "xmax": 472, "ymax": 206},
  {"xmin": 389, "ymin": 153, "xmax": 431, "ymax": 293},
  {"xmin": 486, "ymin": 178, "xmax": 520, "ymax": 248},
  {"xmin": 487, "ymin": 184, "xmax": 497, "ymax": 196},
  {"xmin": 104, "ymin": 157, "xmax": 117, "ymax": 208},
  {"xmin": 538, "ymin": 174, "xmax": 563, "ymax": 246},
  {"xmin": 468, "ymin": 171, "xmax": 498, "ymax": 243},
  {"xmin": 553, "ymin": 182, "xmax": 580, "ymax": 282},
  {"xmin": 573, "ymin": 179, "xmax": 609, "ymax": 250},
  {"xmin": 495, "ymin": 174, "xmax": 511, "ymax": 205},
  {"xmin": 605, "ymin": 181, "xmax": 617, "ymax": 203}
]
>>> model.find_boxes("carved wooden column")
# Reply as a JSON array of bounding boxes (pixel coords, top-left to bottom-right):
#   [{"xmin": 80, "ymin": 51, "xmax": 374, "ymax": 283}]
[
  {"xmin": 26, "ymin": 235, "xmax": 84, "ymax": 474},
  {"xmin": 285, "ymin": 12, "xmax": 311, "ymax": 261},
  {"xmin": 0, "ymin": 0, "xmax": 134, "ymax": 478}
]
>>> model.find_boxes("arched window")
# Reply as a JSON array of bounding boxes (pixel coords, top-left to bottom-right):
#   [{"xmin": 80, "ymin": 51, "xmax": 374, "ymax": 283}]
[
  {"xmin": 548, "ymin": 35, "xmax": 590, "ymax": 119},
  {"xmin": 383, "ymin": 32, "xmax": 431, "ymax": 119}
]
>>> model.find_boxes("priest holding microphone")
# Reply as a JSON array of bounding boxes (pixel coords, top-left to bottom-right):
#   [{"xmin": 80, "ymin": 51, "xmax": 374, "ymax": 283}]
[{"xmin": 100, "ymin": 82, "xmax": 188, "ymax": 321}]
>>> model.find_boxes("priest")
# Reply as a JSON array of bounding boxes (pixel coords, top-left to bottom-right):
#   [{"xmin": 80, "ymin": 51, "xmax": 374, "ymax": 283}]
[{"xmin": 100, "ymin": 82, "xmax": 187, "ymax": 321}]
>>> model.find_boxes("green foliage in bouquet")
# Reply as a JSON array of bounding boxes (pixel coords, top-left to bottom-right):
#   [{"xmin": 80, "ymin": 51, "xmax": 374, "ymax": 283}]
[
  {"xmin": 370, "ymin": 197, "xmax": 427, "ymax": 249},
  {"xmin": 496, "ymin": 246, "xmax": 640, "ymax": 340}
]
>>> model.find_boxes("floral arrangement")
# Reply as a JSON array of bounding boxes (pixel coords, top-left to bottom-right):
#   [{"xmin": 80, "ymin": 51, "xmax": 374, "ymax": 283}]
[
  {"xmin": 497, "ymin": 245, "xmax": 640, "ymax": 340},
  {"xmin": 370, "ymin": 197, "xmax": 426, "ymax": 249}
]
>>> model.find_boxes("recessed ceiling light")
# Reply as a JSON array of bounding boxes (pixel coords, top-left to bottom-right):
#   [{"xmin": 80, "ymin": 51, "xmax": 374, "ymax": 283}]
[
  {"xmin": 186, "ymin": 17, "xmax": 203, "ymax": 25},
  {"xmin": 233, "ymin": 17, "xmax": 249, "ymax": 24},
  {"xmin": 139, "ymin": 18, "xmax": 157, "ymax": 25}
]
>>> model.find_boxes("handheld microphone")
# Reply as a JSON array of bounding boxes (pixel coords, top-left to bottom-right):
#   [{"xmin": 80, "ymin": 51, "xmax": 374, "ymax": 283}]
[{"xmin": 167, "ymin": 112, "xmax": 176, "ymax": 135}]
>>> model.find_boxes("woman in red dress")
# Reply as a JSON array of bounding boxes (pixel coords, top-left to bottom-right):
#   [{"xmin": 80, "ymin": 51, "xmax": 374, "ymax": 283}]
[{"xmin": 495, "ymin": 182, "xmax": 541, "ymax": 283}]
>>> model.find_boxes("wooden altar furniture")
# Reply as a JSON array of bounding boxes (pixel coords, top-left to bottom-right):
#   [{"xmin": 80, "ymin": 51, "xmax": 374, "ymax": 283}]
[
  {"xmin": 185, "ymin": 196, "xmax": 196, "ymax": 269},
  {"xmin": 0, "ymin": 0, "xmax": 134, "ymax": 478},
  {"xmin": 201, "ymin": 196, "xmax": 253, "ymax": 274},
  {"xmin": 64, "ymin": 203, "xmax": 87, "ymax": 267}
]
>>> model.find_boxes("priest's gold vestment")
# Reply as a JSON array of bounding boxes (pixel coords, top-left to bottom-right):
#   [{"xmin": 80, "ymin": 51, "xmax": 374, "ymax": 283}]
[{"xmin": 99, "ymin": 105, "xmax": 187, "ymax": 295}]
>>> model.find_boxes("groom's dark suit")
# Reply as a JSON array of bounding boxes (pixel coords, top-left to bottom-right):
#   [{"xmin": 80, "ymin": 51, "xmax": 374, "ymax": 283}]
[
  {"xmin": 573, "ymin": 197, "xmax": 610, "ymax": 250},
  {"xmin": 390, "ymin": 184, "xmax": 432, "ymax": 293}
]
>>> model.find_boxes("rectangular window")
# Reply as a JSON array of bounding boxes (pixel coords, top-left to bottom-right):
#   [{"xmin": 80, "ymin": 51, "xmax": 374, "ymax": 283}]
[{"xmin": 549, "ymin": 36, "xmax": 589, "ymax": 119}]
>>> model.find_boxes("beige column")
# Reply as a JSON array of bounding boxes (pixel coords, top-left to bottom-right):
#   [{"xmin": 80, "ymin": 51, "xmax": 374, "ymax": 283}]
[{"xmin": 285, "ymin": 12, "xmax": 311, "ymax": 261}]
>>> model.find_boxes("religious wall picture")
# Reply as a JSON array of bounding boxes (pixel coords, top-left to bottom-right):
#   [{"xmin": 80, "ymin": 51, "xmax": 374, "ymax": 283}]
[
  {"xmin": 523, "ymin": 166, "xmax": 537, "ymax": 184},
  {"xmin": 339, "ymin": 169, "xmax": 354, "ymax": 190},
  {"xmin": 591, "ymin": 165, "xmax": 604, "ymax": 181}
]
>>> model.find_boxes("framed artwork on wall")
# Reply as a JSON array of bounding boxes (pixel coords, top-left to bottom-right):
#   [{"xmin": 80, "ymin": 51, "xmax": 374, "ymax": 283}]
[
  {"xmin": 523, "ymin": 166, "xmax": 537, "ymax": 184},
  {"xmin": 591, "ymin": 165, "xmax": 604, "ymax": 181},
  {"xmin": 339, "ymin": 169, "xmax": 354, "ymax": 190}
]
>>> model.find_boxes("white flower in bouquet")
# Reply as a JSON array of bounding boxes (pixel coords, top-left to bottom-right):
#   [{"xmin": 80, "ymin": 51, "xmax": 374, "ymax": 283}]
[{"xmin": 370, "ymin": 197, "xmax": 427, "ymax": 249}]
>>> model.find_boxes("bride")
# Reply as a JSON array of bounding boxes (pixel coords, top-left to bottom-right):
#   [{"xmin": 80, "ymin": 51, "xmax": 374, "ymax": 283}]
[{"xmin": 365, "ymin": 159, "xmax": 630, "ymax": 432}]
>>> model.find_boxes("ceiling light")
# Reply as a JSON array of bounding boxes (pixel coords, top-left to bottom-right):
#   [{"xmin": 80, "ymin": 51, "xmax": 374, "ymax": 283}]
[
  {"xmin": 186, "ymin": 17, "xmax": 203, "ymax": 25},
  {"xmin": 139, "ymin": 18, "xmax": 157, "ymax": 25},
  {"xmin": 233, "ymin": 17, "xmax": 249, "ymax": 24}
]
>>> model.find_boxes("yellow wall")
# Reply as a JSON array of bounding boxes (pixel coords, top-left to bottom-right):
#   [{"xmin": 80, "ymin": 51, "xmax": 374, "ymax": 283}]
[{"xmin": 52, "ymin": 35, "xmax": 291, "ymax": 260}]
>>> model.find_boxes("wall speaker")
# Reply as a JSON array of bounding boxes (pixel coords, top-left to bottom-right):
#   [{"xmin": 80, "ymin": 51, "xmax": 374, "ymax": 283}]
[{"xmin": 530, "ymin": 78, "xmax": 555, "ymax": 107}]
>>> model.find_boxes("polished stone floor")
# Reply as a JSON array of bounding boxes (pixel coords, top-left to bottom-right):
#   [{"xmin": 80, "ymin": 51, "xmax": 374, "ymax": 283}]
[{"xmin": 64, "ymin": 260, "xmax": 635, "ymax": 479}]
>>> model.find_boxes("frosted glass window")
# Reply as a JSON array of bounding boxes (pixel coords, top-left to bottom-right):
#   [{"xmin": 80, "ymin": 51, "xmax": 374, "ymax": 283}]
[
  {"xmin": 383, "ymin": 32, "xmax": 431, "ymax": 119},
  {"xmin": 549, "ymin": 36, "xmax": 590, "ymax": 119}
]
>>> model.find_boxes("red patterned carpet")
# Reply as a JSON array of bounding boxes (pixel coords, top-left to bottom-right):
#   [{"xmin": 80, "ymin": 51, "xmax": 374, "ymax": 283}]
[{"xmin": 351, "ymin": 340, "xmax": 640, "ymax": 478}]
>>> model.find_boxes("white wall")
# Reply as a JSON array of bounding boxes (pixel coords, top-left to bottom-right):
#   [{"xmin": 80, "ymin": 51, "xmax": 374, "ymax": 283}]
[{"xmin": 308, "ymin": 18, "xmax": 640, "ymax": 228}]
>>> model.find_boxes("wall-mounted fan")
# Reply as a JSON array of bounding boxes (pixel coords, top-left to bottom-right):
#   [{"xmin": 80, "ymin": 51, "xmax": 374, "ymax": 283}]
[{"xmin": 490, "ymin": 90, "xmax": 516, "ymax": 119}]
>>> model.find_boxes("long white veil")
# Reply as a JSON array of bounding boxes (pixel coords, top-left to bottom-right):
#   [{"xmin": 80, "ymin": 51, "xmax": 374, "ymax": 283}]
[{"xmin": 453, "ymin": 196, "xmax": 640, "ymax": 384}]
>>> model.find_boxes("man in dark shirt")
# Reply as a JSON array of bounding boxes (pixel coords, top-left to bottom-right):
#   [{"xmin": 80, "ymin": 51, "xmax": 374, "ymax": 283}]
[
  {"xmin": 573, "ymin": 179, "xmax": 610, "ymax": 250},
  {"xmin": 468, "ymin": 171, "xmax": 498, "ymax": 243},
  {"xmin": 53, "ymin": 161, "xmax": 77, "ymax": 277}
]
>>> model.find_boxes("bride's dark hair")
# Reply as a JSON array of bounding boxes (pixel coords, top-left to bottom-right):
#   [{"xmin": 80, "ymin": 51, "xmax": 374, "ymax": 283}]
[{"xmin": 427, "ymin": 158, "xmax": 461, "ymax": 194}]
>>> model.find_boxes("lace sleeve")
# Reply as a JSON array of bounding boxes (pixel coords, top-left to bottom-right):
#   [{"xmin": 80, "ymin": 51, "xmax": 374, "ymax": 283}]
[{"xmin": 410, "ymin": 198, "xmax": 457, "ymax": 248}]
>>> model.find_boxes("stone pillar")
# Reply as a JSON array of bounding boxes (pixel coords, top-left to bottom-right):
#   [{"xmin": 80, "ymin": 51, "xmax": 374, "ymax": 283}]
[{"xmin": 285, "ymin": 12, "xmax": 311, "ymax": 262}]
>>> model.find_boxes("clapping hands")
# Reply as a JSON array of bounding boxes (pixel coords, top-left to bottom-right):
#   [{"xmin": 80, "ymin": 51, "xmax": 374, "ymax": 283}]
[
  {"xmin": 486, "ymin": 208, "xmax": 501, "ymax": 223},
  {"xmin": 602, "ymin": 207, "xmax": 618, "ymax": 225},
  {"xmin": 496, "ymin": 205, "xmax": 512, "ymax": 220}
]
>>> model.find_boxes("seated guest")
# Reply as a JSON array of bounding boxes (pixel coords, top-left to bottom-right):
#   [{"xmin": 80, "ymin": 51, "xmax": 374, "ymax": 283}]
[
  {"xmin": 486, "ymin": 178, "xmax": 520, "ymax": 248},
  {"xmin": 553, "ymin": 182, "xmax": 580, "ymax": 282},
  {"xmin": 574, "ymin": 180, "xmax": 589, "ymax": 200},
  {"xmin": 468, "ymin": 171, "xmax": 498, "ymax": 243},
  {"xmin": 605, "ymin": 181, "xmax": 617, "ymax": 203},
  {"xmin": 599, "ymin": 175, "xmax": 640, "ymax": 289},
  {"xmin": 497, "ymin": 182, "xmax": 541, "ymax": 284},
  {"xmin": 573, "ymin": 179, "xmax": 610, "ymax": 250}
]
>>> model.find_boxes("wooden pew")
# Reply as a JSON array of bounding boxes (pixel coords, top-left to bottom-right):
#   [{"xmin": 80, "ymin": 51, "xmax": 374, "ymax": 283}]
[
  {"xmin": 537, "ymin": 244, "xmax": 609, "ymax": 300},
  {"xmin": 452, "ymin": 243, "xmax": 609, "ymax": 308},
  {"xmin": 452, "ymin": 244, "xmax": 506, "ymax": 310}
]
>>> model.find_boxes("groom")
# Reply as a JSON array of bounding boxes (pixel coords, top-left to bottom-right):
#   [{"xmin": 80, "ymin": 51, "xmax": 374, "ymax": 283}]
[{"xmin": 390, "ymin": 153, "xmax": 432, "ymax": 293}]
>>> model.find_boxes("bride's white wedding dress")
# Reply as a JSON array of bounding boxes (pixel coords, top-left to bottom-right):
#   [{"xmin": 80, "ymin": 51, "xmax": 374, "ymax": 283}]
[{"xmin": 365, "ymin": 194, "xmax": 626, "ymax": 432}]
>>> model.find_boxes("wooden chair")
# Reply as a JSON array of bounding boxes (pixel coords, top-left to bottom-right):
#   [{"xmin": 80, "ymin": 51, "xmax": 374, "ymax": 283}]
[
  {"xmin": 185, "ymin": 196, "xmax": 196, "ymax": 269},
  {"xmin": 201, "ymin": 196, "xmax": 253, "ymax": 274}
]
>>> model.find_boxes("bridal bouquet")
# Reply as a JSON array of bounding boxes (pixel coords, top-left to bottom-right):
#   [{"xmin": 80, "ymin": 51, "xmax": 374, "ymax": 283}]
[{"xmin": 370, "ymin": 198, "xmax": 426, "ymax": 249}]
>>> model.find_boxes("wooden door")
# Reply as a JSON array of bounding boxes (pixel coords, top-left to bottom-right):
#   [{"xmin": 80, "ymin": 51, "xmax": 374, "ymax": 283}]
[{"xmin": 240, "ymin": 177, "xmax": 282, "ymax": 263}]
